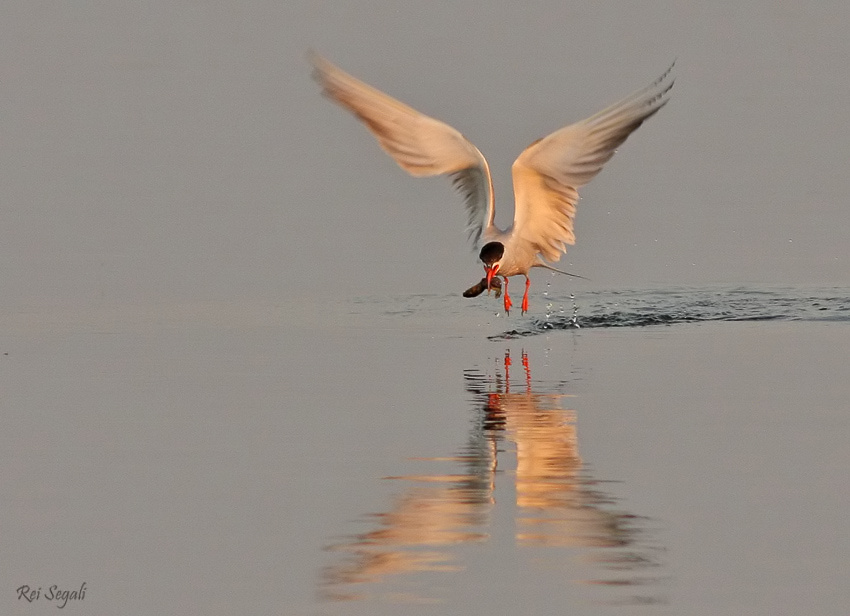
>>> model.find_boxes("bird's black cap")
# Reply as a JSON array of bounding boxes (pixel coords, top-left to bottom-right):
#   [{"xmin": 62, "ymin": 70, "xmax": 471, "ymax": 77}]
[{"xmin": 478, "ymin": 241, "xmax": 504, "ymax": 265}]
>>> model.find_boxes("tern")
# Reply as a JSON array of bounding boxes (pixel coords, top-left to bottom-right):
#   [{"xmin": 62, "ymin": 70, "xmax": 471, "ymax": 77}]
[{"xmin": 311, "ymin": 53, "xmax": 673, "ymax": 314}]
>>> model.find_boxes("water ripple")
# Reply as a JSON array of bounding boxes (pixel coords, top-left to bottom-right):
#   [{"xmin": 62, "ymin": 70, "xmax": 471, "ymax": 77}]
[{"xmin": 492, "ymin": 286, "xmax": 850, "ymax": 339}]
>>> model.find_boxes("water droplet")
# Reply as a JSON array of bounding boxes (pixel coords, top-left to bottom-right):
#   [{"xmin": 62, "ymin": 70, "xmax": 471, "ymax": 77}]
[{"xmin": 569, "ymin": 292, "xmax": 580, "ymax": 328}]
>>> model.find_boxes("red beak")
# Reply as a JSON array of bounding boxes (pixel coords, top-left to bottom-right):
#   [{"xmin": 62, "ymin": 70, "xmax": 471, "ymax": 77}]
[{"xmin": 485, "ymin": 265, "xmax": 496, "ymax": 291}]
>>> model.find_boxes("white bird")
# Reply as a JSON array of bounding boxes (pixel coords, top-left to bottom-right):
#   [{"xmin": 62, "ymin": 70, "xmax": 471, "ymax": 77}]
[{"xmin": 311, "ymin": 53, "xmax": 673, "ymax": 315}]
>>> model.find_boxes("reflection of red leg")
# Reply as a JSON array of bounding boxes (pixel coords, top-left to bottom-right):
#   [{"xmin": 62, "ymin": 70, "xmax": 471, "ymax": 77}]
[
  {"xmin": 521, "ymin": 351, "xmax": 531, "ymax": 390},
  {"xmin": 521, "ymin": 276, "xmax": 530, "ymax": 314},
  {"xmin": 503, "ymin": 277, "xmax": 512, "ymax": 314}
]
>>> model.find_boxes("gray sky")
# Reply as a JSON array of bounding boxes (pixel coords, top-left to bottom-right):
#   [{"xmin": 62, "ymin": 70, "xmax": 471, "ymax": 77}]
[{"xmin": 1, "ymin": 1, "xmax": 848, "ymax": 307}]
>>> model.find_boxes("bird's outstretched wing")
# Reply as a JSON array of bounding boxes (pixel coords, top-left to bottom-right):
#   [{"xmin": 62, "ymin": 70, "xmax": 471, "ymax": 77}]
[
  {"xmin": 310, "ymin": 53, "xmax": 496, "ymax": 247},
  {"xmin": 511, "ymin": 64, "xmax": 674, "ymax": 262}
]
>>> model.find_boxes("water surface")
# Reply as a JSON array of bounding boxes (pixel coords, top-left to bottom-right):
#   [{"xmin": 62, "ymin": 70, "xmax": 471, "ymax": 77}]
[{"xmin": 3, "ymin": 286, "xmax": 848, "ymax": 615}]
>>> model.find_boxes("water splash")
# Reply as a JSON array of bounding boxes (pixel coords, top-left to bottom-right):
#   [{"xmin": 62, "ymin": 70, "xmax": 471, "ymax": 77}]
[
  {"xmin": 354, "ymin": 286, "xmax": 850, "ymax": 341},
  {"xmin": 491, "ymin": 286, "xmax": 850, "ymax": 340}
]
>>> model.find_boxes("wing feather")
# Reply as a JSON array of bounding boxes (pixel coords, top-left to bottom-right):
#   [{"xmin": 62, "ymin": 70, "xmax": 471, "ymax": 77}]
[
  {"xmin": 310, "ymin": 53, "xmax": 495, "ymax": 246},
  {"xmin": 511, "ymin": 64, "xmax": 674, "ymax": 262}
]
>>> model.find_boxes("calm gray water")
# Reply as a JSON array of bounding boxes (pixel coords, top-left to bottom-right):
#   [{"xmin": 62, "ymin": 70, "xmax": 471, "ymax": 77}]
[{"xmin": 3, "ymin": 286, "xmax": 849, "ymax": 615}]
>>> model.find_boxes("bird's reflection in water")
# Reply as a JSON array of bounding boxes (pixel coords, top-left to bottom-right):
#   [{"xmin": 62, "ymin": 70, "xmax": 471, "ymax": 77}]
[{"xmin": 321, "ymin": 350, "xmax": 665, "ymax": 605}]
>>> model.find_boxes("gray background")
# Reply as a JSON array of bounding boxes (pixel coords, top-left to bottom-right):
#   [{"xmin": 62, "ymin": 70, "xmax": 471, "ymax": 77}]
[{"xmin": 1, "ymin": 1, "xmax": 847, "ymax": 309}]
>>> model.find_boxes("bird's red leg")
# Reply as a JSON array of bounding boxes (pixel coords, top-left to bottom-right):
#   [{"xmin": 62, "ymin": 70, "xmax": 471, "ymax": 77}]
[
  {"xmin": 521, "ymin": 276, "xmax": 530, "ymax": 314},
  {"xmin": 503, "ymin": 277, "xmax": 512, "ymax": 315}
]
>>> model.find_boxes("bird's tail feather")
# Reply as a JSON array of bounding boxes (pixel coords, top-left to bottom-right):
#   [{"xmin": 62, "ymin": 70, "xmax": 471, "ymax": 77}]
[{"xmin": 536, "ymin": 261, "xmax": 589, "ymax": 280}]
